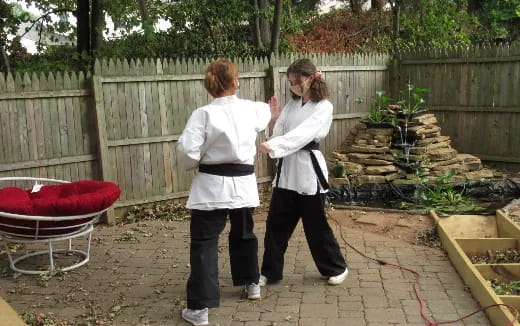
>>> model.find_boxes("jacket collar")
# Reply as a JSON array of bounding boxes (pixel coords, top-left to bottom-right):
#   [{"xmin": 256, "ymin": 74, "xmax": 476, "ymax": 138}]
[{"xmin": 212, "ymin": 95, "xmax": 238, "ymax": 105}]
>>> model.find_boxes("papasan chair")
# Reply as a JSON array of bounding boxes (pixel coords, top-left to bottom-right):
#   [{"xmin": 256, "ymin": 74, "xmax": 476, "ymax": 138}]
[{"xmin": 0, "ymin": 177, "xmax": 120, "ymax": 275}]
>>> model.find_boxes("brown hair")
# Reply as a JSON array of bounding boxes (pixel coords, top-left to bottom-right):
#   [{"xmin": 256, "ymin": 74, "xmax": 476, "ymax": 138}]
[
  {"xmin": 204, "ymin": 59, "xmax": 238, "ymax": 97},
  {"xmin": 287, "ymin": 58, "xmax": 330, "ymax": 102}
]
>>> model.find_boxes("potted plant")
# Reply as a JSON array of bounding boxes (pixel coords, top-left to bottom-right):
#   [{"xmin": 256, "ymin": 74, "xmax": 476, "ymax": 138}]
[
  {"xmin": 394, "ymin": 84, "xmax": 429, "ymax": 119},
  {"xmin": 357, "ymin": 90, "xmax": 394, "ymax": 128}
]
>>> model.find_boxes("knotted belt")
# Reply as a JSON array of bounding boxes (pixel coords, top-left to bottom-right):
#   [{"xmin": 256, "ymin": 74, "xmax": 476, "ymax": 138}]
[
  {"xmin": 199, "ymin": 163, "xmax": 254, "ymax": 177},
  {"xmin": 275, "ymin": 141, "xmax": 330, "ymax": 192}
]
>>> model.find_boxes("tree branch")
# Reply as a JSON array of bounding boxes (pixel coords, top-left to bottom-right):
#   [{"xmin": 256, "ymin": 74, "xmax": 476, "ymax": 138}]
[
  {"xmin": 202, "ymin": 17, "xmax": 219, "ymax": 58},
  {"xmin": 19, "ymin": 9, "xmax": 74, "ymax": 39}
]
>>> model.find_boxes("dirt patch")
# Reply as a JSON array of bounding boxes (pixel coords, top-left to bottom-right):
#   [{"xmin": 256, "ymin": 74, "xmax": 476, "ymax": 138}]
[
  {"xmin": 327, "ymin": 207, "xmax": 434, "ymax": 244},
  {"xmin": 255, "ymin": 187, "xmax": 435, "ymax": 246},
  {"xmin": 257, "ymin": 207, "xmax": 435, "ymax": 245}
]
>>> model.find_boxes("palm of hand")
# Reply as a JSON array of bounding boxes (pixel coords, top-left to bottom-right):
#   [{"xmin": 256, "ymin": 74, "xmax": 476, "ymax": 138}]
[{"xmin": 269, "ymin": 96, "xmax": 281, "ymax": 119}]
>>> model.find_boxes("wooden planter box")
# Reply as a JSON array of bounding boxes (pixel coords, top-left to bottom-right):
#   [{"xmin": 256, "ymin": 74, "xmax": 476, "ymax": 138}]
[{"xmin": 431, "ymin": 210, "xmax": 520, "ymax": 326}]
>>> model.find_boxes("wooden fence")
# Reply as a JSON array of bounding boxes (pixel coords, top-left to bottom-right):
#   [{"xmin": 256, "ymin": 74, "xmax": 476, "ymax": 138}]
[
  {"xmin": 0, "ymin": 52, "xmax": 424, "ymax": 221},
  {"xmin": 0, "ymin": 71, "xmax": 98, "ymax": 185},
  {"xmin": 91, "ymin": 54, "xmax": 390, "ymax": 213},
  {"xmin": 1, "ymin": 47, "xmax": 518, "ymax": 220},
  {"xmin": 399, "ymin": 45, "xmax": 520, "ymax": 165},
  {"xmin": 92, "ymin": 57, "xmax": 274, "ymax": 209}
]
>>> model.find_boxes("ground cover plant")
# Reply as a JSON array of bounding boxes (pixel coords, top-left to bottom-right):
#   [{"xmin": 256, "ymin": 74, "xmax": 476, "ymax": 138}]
[
  {"xmin": 399, "ymin": 169, "xmax": 481, "ymax": 214},
  {"xmin": 488, "ymin": 279, "xmax": 520, "ymax": 296},
  {"xmin": 470, "ymin": 249, "xmax": 520, "ymax": 264}
]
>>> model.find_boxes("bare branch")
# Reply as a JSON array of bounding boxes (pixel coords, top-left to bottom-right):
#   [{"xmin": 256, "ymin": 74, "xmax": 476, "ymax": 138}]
[{"xmin": 19, "ymin": 9, "xmax": 74, "ymax": 39}]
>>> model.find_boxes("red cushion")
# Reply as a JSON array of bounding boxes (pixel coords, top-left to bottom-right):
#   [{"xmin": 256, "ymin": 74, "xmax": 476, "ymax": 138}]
[
  {"xmin": 30, "ymin": 182, "xmax": 78, "ymax": 201},
  {"xmin": 0, "ymin": 187, "xmax": 32, "ymax": 215},
  {"xmin": 0, "ymin": 181, "xmax": 121, "ymax": 238},
  {"xmin": 25, "ymin": 180, "xmax": 120, "ymax": 216}
]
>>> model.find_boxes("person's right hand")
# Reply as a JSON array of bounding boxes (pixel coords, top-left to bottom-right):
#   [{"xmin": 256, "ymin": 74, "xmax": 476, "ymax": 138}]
[
  {"xmin": 259, "ymin": 142, "xmax": 271, "ymax": 154},
  {"xmin": 269, "ymin": 96, "xmax": 281, "ymax": 121}
]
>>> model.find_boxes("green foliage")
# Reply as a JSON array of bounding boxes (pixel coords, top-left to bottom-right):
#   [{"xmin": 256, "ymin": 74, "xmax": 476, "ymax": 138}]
[
  {"xmin": 369, "ymin": 90, "xmax": 392, "ymax": 123},
  {"xmin": 471, "ymin": 0, "xmax": 520, "ymax": 43},
  {"xmin": 331, "ymin": 162, "xmax": 346, "ymax": 178},
  {"xmin": 356, "ymin": 90, "xmax": 393, "ymax": 124},
  {"xmin": 489, "ymin": 279, "xmax": 520, "ymax": 295},
  {"xmin": 7, "ymin": 0, "xmax": 520, "ymax": 73},
  {"xmin": 397, "ymin": 0, "xmax": 472, "ymax": 48},
  {"xmin": 159, "ymin": 0, "xmax": 262, "ymax": 58},
  {"xmin": 98, "ymin": 0, "xmax": 267, "ymax": 59},
  {"xmin": 0, "ymin": 2, "xmax": 33, "ymax": 36},
  {"xmin": 10, "ymin": 45, "xmax": 91, "ymax": 74},
  {"xmin": 397, "ymin": 84, "xmax": 429, "ymax": 116},
  {"xmin": 400, "ymin": 169, "xmax": 480, "ymax": 214}
]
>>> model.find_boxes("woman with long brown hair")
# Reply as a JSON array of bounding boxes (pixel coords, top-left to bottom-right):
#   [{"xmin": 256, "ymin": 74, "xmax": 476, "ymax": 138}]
[
  {"xmin": 178, "ymin": 58, "xmax": 279, "ymax": 326},
  {"xmin": 259, "ymin": 58, "xmax": 348, "ymax": 287}
]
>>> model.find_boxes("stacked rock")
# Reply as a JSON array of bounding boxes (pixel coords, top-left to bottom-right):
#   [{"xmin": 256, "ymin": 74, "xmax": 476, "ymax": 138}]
[
  {"xmin": 330, "ymin": 122, "xmax": 400, "ymax": 184},
  {"xmin": 329, "ymin": 113, "xmax": 495, "ymax": 185}
]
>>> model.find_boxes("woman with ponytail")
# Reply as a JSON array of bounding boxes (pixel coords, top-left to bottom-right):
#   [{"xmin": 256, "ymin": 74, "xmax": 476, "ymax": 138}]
[
  {"xmin": 178, "ymin": 58, "xmax": 279, "ymax": 326},
  {"xmin": 259, "ymin": 58, "xmax": 348, "ymax": 287}
]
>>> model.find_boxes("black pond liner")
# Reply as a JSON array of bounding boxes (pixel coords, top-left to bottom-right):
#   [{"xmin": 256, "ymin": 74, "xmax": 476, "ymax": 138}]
[
  {"xmin": 395, "ymin": 109, "xmax": 429, "ymax": 119},
  {"xmin": 327, "ymin": 178, "xmax": 520, "ymax": 214},
  {"xmin": 360, "ymin": 120, "xmax": 394, "ymax": 129}
]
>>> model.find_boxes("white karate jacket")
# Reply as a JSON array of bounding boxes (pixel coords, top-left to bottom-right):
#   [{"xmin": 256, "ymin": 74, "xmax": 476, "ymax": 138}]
[
  {"xmin": 178, "ymin": 95, "xmax": 271, "ymax": 210},
  {"xmin": 266, "ymin": 98, "xmax": 333, "ymax": 195}
]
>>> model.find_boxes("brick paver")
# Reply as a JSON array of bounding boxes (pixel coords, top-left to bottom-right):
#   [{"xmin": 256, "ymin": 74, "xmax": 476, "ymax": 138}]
[{"xmin": 0, "ymin": 219, "xmax": 492, "ymax": 325}]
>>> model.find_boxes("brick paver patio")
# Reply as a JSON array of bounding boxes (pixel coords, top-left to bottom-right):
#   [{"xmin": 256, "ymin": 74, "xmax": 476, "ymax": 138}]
[{"xmin": 0, "ymin": 218, "xmax": 492, "ymax": 325}]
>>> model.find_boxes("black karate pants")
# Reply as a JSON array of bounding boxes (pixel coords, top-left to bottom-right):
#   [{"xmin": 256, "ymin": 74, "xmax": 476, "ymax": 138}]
[
  {"xmin": 261, "ymin": 188, "xmax": 347, "ymax": 282},
  {"xmin": 186, "ymin": 207, "xmax": 259, "ymax": 309}
]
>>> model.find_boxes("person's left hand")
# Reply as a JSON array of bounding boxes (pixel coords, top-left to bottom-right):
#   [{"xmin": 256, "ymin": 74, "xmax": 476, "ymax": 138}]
[
  {"xmin": 268, "ymin": 96, "xmax": 281, "ymax": 121},
  {"xmin": 259, "ymin": 142, "xmax": 271, "ymax": 154}
]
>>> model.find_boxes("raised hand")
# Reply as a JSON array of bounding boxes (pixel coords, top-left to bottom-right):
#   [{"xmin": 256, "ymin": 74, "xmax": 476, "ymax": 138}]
[{"xmin": 268, "ymin": 96, "xmax": 281, "ymax": 121}]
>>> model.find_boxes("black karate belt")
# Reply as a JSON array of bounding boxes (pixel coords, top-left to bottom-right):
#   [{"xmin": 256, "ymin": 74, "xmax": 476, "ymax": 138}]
[
  {"xmin": 275, "ymin": 141, "xmax": 330, "ymax": 192},
  {"xmin": 199, "ymin": 163, "xmax": 254, "ymax": 177}
]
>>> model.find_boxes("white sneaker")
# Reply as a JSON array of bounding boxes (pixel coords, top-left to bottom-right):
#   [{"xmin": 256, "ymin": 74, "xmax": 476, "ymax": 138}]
[
  {"xmin": 245, "ymin": 283, "xmax": 261, "ymax": 300},
  {"xmin": 181, "ymin": 307, "xmax": 209, "ymax": 326},
  {"xmin": 258, "ymin": 275, "xmax": 268, "ymax": 287},
  {"xmin": 328, "ymin": 267, "xmax": 349, "ymax": 285}
]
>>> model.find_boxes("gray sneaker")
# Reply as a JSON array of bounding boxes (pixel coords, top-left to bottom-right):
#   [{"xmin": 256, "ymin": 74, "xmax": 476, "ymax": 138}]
[
  {"xmin": 181, "ymin": 307, "xmax": 209, "ymax": 326},
  {"xmin": 258, "ymin": 275, "xmax": 268, "ymax": 286},
  {"xmin": 245, "ymin": 283, "xmax": 261, "ymax": 300}
]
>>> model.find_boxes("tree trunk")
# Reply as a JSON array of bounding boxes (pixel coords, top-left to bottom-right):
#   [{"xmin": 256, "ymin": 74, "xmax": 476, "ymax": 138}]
[
  {"xmin": 371, "ymin": 0, "xmax": 385, "ymax": 11},
  {"xmin": 389, "ymin": 0, "xmax": 400, "ymax": 99},
  {"xmin": 203, "ymin": 17, "xmax": 219, "ymax": 57},
  {"xmin": 91, "ymin": 0, "xmax": 104, "ymax": 55},
  {"xmin": 0, "ymin": 42, "xmax": 10, "ymax": 74},
  {"xmin": 137, "ymin": 0, "xmax": 153, "ymax": 39},
  {"xmin": 258, "ymin": 0, "xmax": 271, "ymax": 49},
  {"xmin": 468, "ymin": 0, "xmax": 483, "ymax": 13},
  {"xmin": 416, "ymin": 0, "xmax": 424, "ymax": 25},
  {"xmin": 389, "ymin": 0, "xmax": 400, "ymax": 57},
  {"xmin": 250, "ymin": 0, "xmax": 264, "ymax": 49},
  {"xmin": 350, "ymin": 0, "xmax": 363, "ymax": 14},
  {"xmin": 454, "ymin": 0, "xmax": 465, "ymax": 11},
  {"xmin": 287, "ymin": 0, "xmax": 292, "ymax": 22},
  {"xmin": 270, "ymin": 0, "xmax": 283, "ymax": 55},
  {"xmin": 76, "ymin": 0, "xmax": 90, "ymax": 54}
]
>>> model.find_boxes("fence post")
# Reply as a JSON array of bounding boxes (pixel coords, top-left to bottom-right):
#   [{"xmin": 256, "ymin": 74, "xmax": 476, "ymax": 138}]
[
  {"xmin": 390, "ymin": 56, "xmax": 400, "ymax": 100},
  {"xmin": 91, "ymin": 74, "xmax": 117, "ymax": 224}
]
